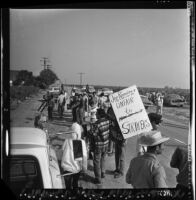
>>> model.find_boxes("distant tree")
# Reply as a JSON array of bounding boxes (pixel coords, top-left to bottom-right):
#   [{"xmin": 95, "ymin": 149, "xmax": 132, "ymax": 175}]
[
  {"xmin": 38, "ymin": 69, "xmax": 58, "ymax": 86},
  {"xmin": 33, "ymin": 76, "xmax": 47, "ymax": 89},
  {"xmin": 13, "ymin": 70, "xmax": 34, "ymax": 86}
]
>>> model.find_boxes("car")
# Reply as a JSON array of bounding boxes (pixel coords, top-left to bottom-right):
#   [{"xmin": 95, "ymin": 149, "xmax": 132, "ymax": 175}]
[
  {"xmin": 140, "ymin": 95, "xmax": 154, "ymax": 109},
  {"xmin": 48, "ymin": 86, "xmax": 60, "ymax": 95},
  {"xmin": 164, "ymin": 94, "xmax": 186, "ymax": 107},
  {"xmin": 8, "ymin": 127, "xmax": 64, "ymax": 195}
]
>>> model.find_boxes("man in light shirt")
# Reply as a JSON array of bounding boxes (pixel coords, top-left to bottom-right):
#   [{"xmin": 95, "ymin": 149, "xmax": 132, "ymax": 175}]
[{"xmin": 58, "ymin": 91, "xmax": 66, "ymax": 118}]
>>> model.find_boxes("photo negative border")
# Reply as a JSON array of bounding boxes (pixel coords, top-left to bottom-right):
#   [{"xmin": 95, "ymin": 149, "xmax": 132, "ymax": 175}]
[{"xmin": 1, "ymin": 1, "xmax": 195, "ymax": 199}]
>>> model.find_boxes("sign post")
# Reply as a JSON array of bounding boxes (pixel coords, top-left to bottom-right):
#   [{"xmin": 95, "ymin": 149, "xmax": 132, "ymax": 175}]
[{"xmin": 109, "ymin": 85, "xmax": 152, "ymax": 139}]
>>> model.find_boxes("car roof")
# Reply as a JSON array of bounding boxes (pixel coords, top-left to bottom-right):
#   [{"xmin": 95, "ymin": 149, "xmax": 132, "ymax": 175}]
[{"xmin": 10, "ymin": 127, "xmax": 48, "ymax": 147}]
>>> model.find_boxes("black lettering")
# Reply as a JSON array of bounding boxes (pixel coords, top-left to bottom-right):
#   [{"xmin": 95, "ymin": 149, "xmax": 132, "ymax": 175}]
[
  {"xmin": 122, "ymin": 122, "xmax": 129, "ymax": 134},
  {"xmin": 145, "ymin": 119, "xmax": 151, "ymax": 128},
  {"xmin": 135, "ymin": 121, "xmax": 140, "ymax": 131},
  {"xmin": 140, "ymin": 120, "xmax": 145, "ymax": 129},
  {"xmin": 130, "ymin": 123, "xmax": 136, "ymax": 133}
]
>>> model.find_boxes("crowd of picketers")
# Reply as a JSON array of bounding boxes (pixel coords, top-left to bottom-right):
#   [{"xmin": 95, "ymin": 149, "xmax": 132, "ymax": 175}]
[{"xmin": 34, "ymin": 85, "xmax": 190, "ymax": 191}]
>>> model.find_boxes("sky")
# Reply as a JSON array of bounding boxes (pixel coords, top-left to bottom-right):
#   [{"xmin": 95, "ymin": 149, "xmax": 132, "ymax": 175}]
[{"xmin": 10, "ymin": 9, "xmax": 190, "ymax": 89}]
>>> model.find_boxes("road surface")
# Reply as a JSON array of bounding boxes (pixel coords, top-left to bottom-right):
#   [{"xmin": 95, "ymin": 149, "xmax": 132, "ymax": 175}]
[{"xmin": 10, "ymin": 89, "xmax": 191, "ymax": 189}]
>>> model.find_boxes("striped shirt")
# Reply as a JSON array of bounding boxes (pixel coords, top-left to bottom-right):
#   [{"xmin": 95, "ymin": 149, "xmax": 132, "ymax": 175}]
[{"xmin": 91, "ymin": 117, "xmax": 110, "ymax": 152}]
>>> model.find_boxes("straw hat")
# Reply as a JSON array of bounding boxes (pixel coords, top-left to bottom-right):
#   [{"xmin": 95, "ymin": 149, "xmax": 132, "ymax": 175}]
[{"xmin": 139, "ymin": 130, "xmax": 169, "ymax": 147}]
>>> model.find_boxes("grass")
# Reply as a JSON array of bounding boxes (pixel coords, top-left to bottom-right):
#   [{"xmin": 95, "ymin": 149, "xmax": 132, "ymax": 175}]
[{"xmin": 10, "ymin": 85, "xmax": 39, "ymax": 101}]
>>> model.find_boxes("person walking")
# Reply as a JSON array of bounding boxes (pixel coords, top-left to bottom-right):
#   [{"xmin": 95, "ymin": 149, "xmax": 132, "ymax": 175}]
[
  {"xmin": 70, "ymin": 94, "xmax": 80, "ymax": 122},
  {"xmin": 48, "ymin": 94, "xmax": 55, "ymax": 120},
  {"xmin": 90, "ymin": 109, "xmax": 110, "ymax": 184},
  {"xmin": 82, "ymin": 91, "xmax": 89, "ymax": 119},
  {"xmin": 126, "ymin": 130, "xmax": 169, "ymax": 188},
  {"xmin": 76, "ymin": 93, "xmax": 85, "ymax": 125},
  {"xmin": 156, "ymin": 93, "xmax": 163, "ymax": 115},
  {"xmin": 61, "ymin": 122, "xmax": 87, "ymax": 189},
  {"xmin": 107, "ymin": 106, "xmax": 126, "ymax": 178},
  {"xmin": 57, "ymin": 91, "xmax": 66, "ymax": 118}
]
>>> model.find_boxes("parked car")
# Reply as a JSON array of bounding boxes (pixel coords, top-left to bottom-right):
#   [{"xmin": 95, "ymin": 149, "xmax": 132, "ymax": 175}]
[
  {"xmin": 48, "ymin": 86, "xmax": 60, "ymax": 95},
  {"xmin": 8, "ymin": 127, "xmax": 64, "ymax": 195},
  {"xmin": 164, "ymin": 94, "xmax": 186, "ymax": 107},
  {"xmin": 140, "ymin": 95, "xmax": 154, "ymax": 109}
]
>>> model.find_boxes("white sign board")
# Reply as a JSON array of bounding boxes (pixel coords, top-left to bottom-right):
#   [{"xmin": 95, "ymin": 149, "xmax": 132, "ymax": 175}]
[{"xmin": 109, "ymin": 85, "xmax": 152, "ymax": 139}]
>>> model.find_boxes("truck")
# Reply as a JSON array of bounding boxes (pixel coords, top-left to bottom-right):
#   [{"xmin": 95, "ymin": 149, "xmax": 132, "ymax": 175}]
[{"xmin": 8, "ymin": 127, "xmax": 64, "ymax": 195}]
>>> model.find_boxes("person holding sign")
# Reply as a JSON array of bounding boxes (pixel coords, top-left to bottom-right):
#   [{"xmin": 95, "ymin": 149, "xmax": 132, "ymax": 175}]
[
  {"xmin": 126, "ymin": 130, "xmax": 169, "ymax": 188},
  {"xmin": 107, "ymin": 106, "xmax": 127, "ymax": 179}
]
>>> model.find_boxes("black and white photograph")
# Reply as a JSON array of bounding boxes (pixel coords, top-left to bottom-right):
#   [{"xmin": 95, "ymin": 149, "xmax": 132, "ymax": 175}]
[{"xmin": 1, "ymin": 2, "xmax": 195, "ymax": 199}]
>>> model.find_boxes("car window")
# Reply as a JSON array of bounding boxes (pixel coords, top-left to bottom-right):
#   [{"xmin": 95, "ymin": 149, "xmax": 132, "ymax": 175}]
[{"xmin": 9, "ymin": 156, "xmax": 43, "ymax": 195}]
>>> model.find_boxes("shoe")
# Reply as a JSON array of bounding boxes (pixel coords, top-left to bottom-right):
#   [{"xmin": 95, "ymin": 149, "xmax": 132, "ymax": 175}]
[
  {"xmin": 114, "ymin": 172, "xmax": 123, "ymax": 178},
  {"xmin": 95, "ymin": 178, "xmax": 102, "ymax": 184},
  {"xmin": 101, "ymin": 173, "xmax": 105, "ymax": 178},
  {"xmin": 113, "ymin": 169, "xmax": 119, "ymax": 174}
]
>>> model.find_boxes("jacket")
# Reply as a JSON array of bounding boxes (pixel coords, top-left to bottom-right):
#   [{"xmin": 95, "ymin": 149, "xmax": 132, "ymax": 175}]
[
  {"xmin": 126, "ymin": 153, "xmax": 167, "ymax": 188},
  {"xmin": 170, "ymin": 147, "xmax": 189, "ymax": 187},
  {"xmin": 61, "ymin": 139, "xmax": 87, "ymax": 173}
]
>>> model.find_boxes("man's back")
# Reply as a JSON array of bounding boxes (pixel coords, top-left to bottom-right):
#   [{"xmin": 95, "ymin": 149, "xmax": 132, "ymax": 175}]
[
  {"xmin": 126, "ymin": 153, "xmax": 167, "ymax": 188},
  {"xmin": 91, "ymin": 117, "xmax": 110, "ymax": 151}
]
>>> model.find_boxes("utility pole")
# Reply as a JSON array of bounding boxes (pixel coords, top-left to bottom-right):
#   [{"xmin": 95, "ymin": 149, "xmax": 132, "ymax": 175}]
[
  {"xmin": 46, "ymin": 64, "xmax": 52, "ymax": 70},
  {"xmin": 40, "ymin": 57, "xmax": 50, "ymax": 70},
  {"xmin": 77, "ymin": 72, "xmax": 85, "ymax": 87}
]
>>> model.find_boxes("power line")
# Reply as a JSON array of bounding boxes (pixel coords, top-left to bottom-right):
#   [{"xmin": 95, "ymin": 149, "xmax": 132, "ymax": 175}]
[
  {"xmin": 77, "ymin": 72, "xmax": 85, "ymax": 86},
  {"xmin": 40, "ymin": 57, "xmax": 50, "ymax": 70},
  {"xmin": 46, "ymin": 64, "xmax": 52, "ymax": 70}
]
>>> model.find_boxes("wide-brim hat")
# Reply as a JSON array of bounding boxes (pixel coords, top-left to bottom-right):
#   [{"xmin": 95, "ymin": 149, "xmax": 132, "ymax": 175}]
[{"xmin": 139, "ymin": 130, "xmax": 169, "ymax": 147}]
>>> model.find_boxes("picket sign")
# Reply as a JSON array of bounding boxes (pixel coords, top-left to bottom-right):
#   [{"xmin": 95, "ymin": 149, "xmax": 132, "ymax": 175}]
[{"xmin": 109, "ymin": 85, "xmax": 152, "ymax": 139}]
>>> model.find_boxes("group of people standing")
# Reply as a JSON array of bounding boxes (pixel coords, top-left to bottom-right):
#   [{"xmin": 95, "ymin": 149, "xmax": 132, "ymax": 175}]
[
  {"xmin": 61, "ymin": 86, "xmax": 189, "ymax": 190},
  {"xmin": 45, "ymin": 88, "xmax": 68, "ymax": 120},
  {"xmin": 148, "ymin": 92, "xmax": 164, "ymax": 115},
  {"xmin": 60, "ymin": 87, "xmax": 127, "ymax": 187},
  {"xmin": 35, "ymin": 86, "xmax": 190, "ymax": 191}
]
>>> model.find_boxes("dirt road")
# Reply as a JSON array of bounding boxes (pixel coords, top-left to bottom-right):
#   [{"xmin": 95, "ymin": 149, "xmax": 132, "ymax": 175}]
[{"xmin": 10, "ymin": 89, "xmax": 190, "ymax": 189}]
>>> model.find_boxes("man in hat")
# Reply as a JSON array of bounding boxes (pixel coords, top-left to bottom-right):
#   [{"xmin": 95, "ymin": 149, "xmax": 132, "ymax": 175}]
[
  {"xmin": 136, "ymin": 113, "xmax": 163, "ymax": 156},
  {"xmin": 126, "ymin": 130, "xmax": 169, "ymax": 188}
]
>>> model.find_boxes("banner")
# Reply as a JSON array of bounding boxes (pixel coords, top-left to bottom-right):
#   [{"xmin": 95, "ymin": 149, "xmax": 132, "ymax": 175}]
[{"xmin": 109, "ymin": 85, "xmax": 152, "ymax": 139}]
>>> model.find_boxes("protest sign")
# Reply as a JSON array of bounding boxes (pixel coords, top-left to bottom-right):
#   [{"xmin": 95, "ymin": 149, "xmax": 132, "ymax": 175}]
[{"xmin": 109, "ymin": 85, "xmax": 152, "ymax": 139}]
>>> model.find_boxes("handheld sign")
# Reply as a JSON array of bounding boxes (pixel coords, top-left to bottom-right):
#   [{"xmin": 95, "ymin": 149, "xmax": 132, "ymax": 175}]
[{"xmin": 109, "ymin": 85, "xmax": 152, "ymax": 139}]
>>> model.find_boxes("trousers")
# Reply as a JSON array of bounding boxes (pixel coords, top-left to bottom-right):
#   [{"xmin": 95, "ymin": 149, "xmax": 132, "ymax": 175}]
[
  {"xmin": 115, "ymin": 140, "xmax": 126, "ymax": 174},
  {"xmin": 93, "ymin": 148, "xmax": 107, "ymax": 181}
]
